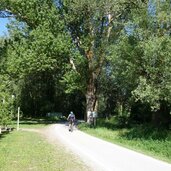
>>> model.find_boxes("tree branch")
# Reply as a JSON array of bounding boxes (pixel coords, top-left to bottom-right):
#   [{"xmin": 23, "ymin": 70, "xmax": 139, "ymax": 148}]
[{"xmin": 69, "ymin": 58, "xmax": 77, "ymax": 71}]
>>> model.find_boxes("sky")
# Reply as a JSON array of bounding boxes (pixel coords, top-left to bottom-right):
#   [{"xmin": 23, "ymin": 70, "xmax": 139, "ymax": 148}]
[{"xmin": 0, "ymin": 18, "xmax": 9, "ymax": 36}]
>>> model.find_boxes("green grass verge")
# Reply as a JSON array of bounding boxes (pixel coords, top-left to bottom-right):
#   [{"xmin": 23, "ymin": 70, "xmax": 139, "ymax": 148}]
[
  {"xmin": 78, "ymin": 120, "xmax": 171, "ymax": 164},
  {"xmin": 0, "ymin": 124, "xmax": 89, "ymax": 171}
]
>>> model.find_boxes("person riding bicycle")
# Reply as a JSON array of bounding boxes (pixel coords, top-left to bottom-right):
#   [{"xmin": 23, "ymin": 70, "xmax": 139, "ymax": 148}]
[{"xmin": 67, "ymin": 111, "xmax": 75, "ymax": 131}]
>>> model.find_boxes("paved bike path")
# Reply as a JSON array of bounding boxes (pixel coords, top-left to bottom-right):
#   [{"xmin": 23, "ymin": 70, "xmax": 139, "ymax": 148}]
[{"xmin": 53, "ymin": 123, "xmax": 171, "ymax": 171}]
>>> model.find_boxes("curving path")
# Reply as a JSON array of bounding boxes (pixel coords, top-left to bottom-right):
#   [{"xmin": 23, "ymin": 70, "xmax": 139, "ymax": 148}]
[
  {"xmin": 23, "ymin": 123, "xmax": 171, "ymax": 171},
  {"xmin": 39, "ymin": 123, "xmax": 171, "ymax": 171}
]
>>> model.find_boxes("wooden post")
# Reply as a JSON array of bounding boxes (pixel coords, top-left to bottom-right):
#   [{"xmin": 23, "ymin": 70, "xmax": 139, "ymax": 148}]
[{"xmin": 17, "ymin": 107, "xmax": 20, "ymax": 131}]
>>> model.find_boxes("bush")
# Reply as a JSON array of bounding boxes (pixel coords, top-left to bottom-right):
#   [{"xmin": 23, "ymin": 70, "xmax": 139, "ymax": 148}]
[
  {"xmin": 0, "ymin": 107, "xmax": 12, "ymax": 126},
  {"xmin": 77, "ymin": 122, "xmax": 90, "ymax": 130}
]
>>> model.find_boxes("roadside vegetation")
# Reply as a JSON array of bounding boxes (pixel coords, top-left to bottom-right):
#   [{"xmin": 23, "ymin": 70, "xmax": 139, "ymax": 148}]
[
  {"xmin": 78, "ymin": 117, "xmax": 171, "ymax": 164},
  {"xmin": 0, "ymin": 1, "xmax": 171, "ymax": 168},
  {"xmin": 0, "ymin": 120, "xmax": 90, "ymax": 171}
]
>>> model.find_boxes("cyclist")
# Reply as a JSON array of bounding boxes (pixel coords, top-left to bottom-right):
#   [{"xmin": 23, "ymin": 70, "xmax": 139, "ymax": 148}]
[{"xmin": 67, "ymin": 111, "xmax": 75, "ymax": 132}]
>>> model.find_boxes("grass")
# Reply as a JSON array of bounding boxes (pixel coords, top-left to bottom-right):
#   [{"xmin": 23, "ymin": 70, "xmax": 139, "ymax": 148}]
[
  {"xmin": 9, "ymin": 117, "xmax": 61, "ymax": 129},
  {"xmin": 0, "ymin": 119, "xmax": 90, "ymax": 171},
  {"xmin": 78, "ymin": 118, "xmax": 171, "ymax": 164}
]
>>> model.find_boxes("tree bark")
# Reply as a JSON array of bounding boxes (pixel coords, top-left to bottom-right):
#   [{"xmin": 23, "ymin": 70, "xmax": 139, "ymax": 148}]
[{"xmin": 85, "ymin": 72, "xmax": 98, "ymax": 121}]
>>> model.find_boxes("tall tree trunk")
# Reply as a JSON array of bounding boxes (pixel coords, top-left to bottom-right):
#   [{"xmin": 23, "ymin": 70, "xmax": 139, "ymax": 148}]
[
  {"xmin": 84, "ymin": 13, "xmax": 113, "ymax": 121},
  {"xmin": 85, "ymin": 72, "xmax": 98, "ymax": 121}
]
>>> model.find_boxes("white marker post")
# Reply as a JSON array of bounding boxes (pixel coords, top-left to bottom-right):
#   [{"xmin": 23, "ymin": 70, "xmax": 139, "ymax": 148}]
[{"xmin": 17, "ymin": 107, "xmax": 20, "ymax": 131}]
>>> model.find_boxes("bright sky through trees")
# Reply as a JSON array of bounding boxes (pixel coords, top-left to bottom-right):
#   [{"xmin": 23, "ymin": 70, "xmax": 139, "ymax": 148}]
[{"xmin": 0, "ymin": 18, "xmax": 9, "ymax": 36}]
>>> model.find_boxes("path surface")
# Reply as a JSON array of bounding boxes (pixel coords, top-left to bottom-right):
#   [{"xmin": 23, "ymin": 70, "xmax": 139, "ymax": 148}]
[{"xmin": 24, "ymin": 123, "xmax": 171, "ymax": 171}]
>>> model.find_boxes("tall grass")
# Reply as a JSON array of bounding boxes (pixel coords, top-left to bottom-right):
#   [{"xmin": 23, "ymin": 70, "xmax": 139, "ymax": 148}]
[{"xmin": 78, "ymin": 118, "xmax": 171, "ymax": 163}]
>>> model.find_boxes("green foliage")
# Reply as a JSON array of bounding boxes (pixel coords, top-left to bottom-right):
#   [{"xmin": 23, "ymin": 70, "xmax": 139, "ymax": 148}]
[
  {"xmin": 0, "ymin": 0, "xmax": 171, "ymax": 125},
  {"xmin": 2, "ymin": 0, "xmax": 70, "ymax": 79},
  {"xmin": 0, "ymin": 0, "xmax": 74, "ymax": 117},
  {"xmin": 132, "ymin": 33, "xmax": 171, "ymax": 111},
  {"xmin": 0, "ymin": 39, "xmax": 15, "ymax": 126},
  {"xmin": 99, "ymin": 34, "xmax": 140, "ymax": 116},
  {"xmin": 100, "ymin": 0, "xmax": 171, "ymax": 123},
  {"xmin": 0, "ymin": 79, "xmax": 14, "ymax": 126},
  {"xmin": 77, "ymin": 122, "xmax": 90, "ymax": 130},
  {"xmin": 0, "ymin": 106, "xmax": 12, "ymax": 126},
  {"xmin": 6, "ymin": 20, "xmax": 70, "ymax": 77},
  {"xmin": 61, "ymin": 70, "xmax": 84, "ymax": 93},
  {"xmin": 133, "ymin": 77, "xmax": 160, "ymax": 110}
]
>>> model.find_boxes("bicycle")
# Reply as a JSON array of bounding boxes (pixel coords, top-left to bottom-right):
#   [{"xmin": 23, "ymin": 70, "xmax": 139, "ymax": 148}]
[{"xmin": 68, "ymin": 119, "xmax": 74, "ymax": 132}]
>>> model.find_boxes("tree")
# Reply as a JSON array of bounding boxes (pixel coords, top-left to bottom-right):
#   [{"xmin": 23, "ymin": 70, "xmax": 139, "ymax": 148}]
[
  {"xmin": 100, "ymin": 34, "xmax": 140, "ymax": 117},
  {"xmin": 105, "ymin": 0, "xmax": 171, "ymax": 127},
  {"xmin": 3, "ymin": 0, "xmax": 170, "ymax": 126},
  {"xmin": 131, "ymin": 0, "xmax": 171, "ymax": 127},
  {"xmin": 0, "ymin": 38, "xmax": 14, "ymax": 130},
  {"xmin": 96, "ymin": 1, "xmax": 171, "ymax": 127},
  {"xmin": 0, "ymin": 0, "xmax": 72, "ymax": 117},
  {"xmin": 59, "ymin": 0, "xmax": 137, "ymax": 120}
]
